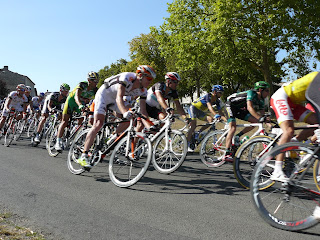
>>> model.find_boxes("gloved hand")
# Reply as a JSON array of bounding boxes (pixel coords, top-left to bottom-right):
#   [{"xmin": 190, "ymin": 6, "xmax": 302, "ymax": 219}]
[
  {"xmin": 259, "ymin": 116, "xmax": 266, "ymax": 123},
  {"xmin": 123, "ymin": 110, "xmax": 133, "ymax": 119},
  {"xmin": 184, "ymin": 117, "xmax": 191, "ymax": 124},
  {"xmin": 214, "ymin": 114, "xmax": 221, "ymax": 120},
  {"xmin": 79, "ymin": 104, "xmax": 85, "ymax": 111},
  {"xmin": 166, "ymin": 107, "xmax": 174, "ymax": 114}
]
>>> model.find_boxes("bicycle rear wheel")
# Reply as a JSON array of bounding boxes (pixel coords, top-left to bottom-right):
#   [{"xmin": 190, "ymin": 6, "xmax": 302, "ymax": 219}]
[
  {"xmin": 152, "ymin": 130, "xmax": 187, "ymax": 174},
  {"xmin": 251, "ymin": 142, "xmax": 320, "ymax": 231},
  {"xmin": 199, "ymin": 130, "xmax": 226, "ymax": 167},
  {"xmin": 234, "ymin": 136, "xmax": 276, "ymax": 189},
  {"xmin": 109, "ymin": 134, "xmax": 152, "ymax": 188}
]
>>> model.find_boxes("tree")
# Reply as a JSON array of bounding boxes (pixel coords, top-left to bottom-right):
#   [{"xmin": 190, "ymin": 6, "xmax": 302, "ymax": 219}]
[
  {"xmin": 154, "ymin": 0, "xmax": 320, "ymax": 95},
  {"xmin": 98, "ymin": 58, "xmax": 128, "ymax": 87}
]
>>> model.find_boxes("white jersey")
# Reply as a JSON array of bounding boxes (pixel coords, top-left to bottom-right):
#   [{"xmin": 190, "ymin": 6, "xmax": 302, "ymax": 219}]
[
  {"xmin": 8, "ymin": 91, "xmax": 28, "ymax": 110},
  {"xmin": 95, "ymin": 72, "xmax": 147, "ymax": 115},
  {"xmin": 31, "ymin": 96, "xmax": 44, "ymax": 108}
]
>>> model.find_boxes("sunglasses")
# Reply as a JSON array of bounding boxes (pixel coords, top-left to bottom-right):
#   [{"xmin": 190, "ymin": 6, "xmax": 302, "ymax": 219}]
[
  {"xmin": 144, "ymin": 75, "xmax": 153, "ymax": 81},
  {"xmin": 171, "ymin": 80, "xmax": 179, "ymax": 84}
]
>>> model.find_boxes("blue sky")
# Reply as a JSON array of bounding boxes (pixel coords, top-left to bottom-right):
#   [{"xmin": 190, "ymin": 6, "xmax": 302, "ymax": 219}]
[{"xmin": 1, "ymin": 0, "xmax": 172, "ymax": 93}]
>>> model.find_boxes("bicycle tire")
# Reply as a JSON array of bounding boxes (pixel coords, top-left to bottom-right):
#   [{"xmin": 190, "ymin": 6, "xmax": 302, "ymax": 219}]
[
  {"xmin": 109, "ymin": 134, "xmax": 152, "ymax": 188},
  {"xmin": 4, "ymin": 119, "xmax": 16, "ymax": 147},
  {"xmin": 27, "ymin": 118, "xmax": 38, "ymax": 138},
  {"xmin": 199, "ymin": 130, "xmax": 227, "ymax": 167},
  {"xmin": 14, "ymin": 120, "xmax": 24, "ymax": 141},
  {"xmin": 234, "ymin": 135, "xmax": 276, "ymax": 189},
  {"xmin": 314, "ymin": 159, "xmax": 320, "ymax": 191},
  {"xmin": 250, "ymin": 142, "xmax": 320, "ymax": 231},
  {"xmin": 152, "ymin": 130, "xmax": 187, "ymax": 174},
  {"xmin": 47, "ymin": 124, "xmax": 60, "ymax": 157},
  {"xmin": 67, "ymin": 128, "xmax": 100, "ymax": 174}
]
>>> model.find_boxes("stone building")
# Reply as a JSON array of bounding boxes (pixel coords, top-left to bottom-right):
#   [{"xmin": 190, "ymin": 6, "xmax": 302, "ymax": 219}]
[{"xmin": 0, "ymin": 66, "xmax": 37, "ymax": 96}]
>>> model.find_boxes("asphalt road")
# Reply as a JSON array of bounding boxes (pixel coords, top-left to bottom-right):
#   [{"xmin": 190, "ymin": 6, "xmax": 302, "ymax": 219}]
[{"xmin": 0, "ymin": 135, "xmax": 320, "ymax": 240}]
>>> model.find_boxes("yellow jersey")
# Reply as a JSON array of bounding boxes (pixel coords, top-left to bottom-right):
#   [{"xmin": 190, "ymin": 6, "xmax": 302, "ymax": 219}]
[{"xmin": 283, "ymin": 72, "xmax": 319, "ymax": 105}]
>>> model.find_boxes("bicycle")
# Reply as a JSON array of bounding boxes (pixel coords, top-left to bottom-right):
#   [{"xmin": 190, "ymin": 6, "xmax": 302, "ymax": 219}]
[
  {"xmin": 233, "ymin": 122, "xmax": 319, "ymax": 189},
  {"xmin": 145, "ymin": 113, "xmax": 188, "ymax": 174},
  {"xmin": 47, "ymin": 110, "xmax": 91, "ymax": 157},
  {"xmin": 199, "ymin": 121, "xmax": 266, "ymax": 168},
  {"xmin": 250, "ymin": 140, "xmax": 320, "ymax": 231},
  {"xmin": 68, "ymin": 108, "xmax": 153, "ymax": 188},
  {"xmin": 2, "ymin": 111, "xmax": 25, "ymax": 147}
]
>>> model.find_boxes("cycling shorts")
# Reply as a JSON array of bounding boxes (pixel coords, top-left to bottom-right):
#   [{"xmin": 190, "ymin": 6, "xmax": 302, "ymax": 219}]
[
  {"xmin": 1, "ymin": 106, "xmax": 23, "ymax": 117},
  {"xmin": 225, "ymin": 104, "xmax": 252, "ymax": 123},
  {"xmin": 63, "ymin": 96, "xmax": 81, "ymax": 115},
  {"xmin": 146, "ymin": 104, "xmax": 163, "ymax": 119},
  {"xmin": 270, "ymin": 87, "xmax": 313, "ymax": 124},
  {"xmin": 187, "ymin": 105, "xmax": 207, "ymax": 121}
]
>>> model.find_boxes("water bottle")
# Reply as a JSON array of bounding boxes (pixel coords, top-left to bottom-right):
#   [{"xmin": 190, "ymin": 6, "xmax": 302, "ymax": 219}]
[{"xmin": 240, "ymin": 136, "xmax": 250, "ymax": 144}]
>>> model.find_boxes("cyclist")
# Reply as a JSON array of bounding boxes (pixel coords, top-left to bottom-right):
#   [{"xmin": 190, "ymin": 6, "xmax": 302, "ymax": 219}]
[
  {"xmin": 224, "ymin": 81, "xmax": 270, "ymax": 161},
  {"xmin": 24, "ymin": 86, "xmax": 34, "ymax": 115},
  {"xmin": 145, "ymin": 72, "xmax": 188, "ymax": 121},
  {"xmin": 0, "ymin": 84, "xmax": 28, "ymax": 136},
  {"xmin": 54, "ymin": 72, "xmax": 99, "ymax": 151},
  {"xmin": 28, "ymin": 92, "xmax": 45, "ymax": 119},
  {"xmin": 270, "ymin": 72, "xmax": 319, "ymax": 181},
  {"xmin": 77, "ymin": 65, "xmax": 156, "ymax": 168},
  {"xmin": 33, "ymin": 84, "xmax": 70, "ymax": 143},
  {"xmin": 186, "ymin": 85, "xmax": 227, "ymax": 152}
]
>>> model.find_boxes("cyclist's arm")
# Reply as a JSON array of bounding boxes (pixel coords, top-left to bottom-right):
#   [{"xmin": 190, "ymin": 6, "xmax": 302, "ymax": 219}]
[
  {"xmin": 74, "ymin": 88, "xmax": 83, "ymax": 107},
  {"xmin": 4, "ymin": 98, "xmax": 11, "ymax": 111},
  {"xmin": 247, "ymin": 100, "xmax": 261, "ymax": 120},
  {"xmin": 116, "ymin": 84, "xmax": 129, "ymax": 114},
  {"xmin": 174, "ymin": 99, "xmax": 187, "ymax": 118},
  {"xmin": 155, "ymin": 91, "xmax": 169, "ymax": 110},
  {"xmin": 206, "ymin": 102, "xmax": 218, "ymax": 116}
]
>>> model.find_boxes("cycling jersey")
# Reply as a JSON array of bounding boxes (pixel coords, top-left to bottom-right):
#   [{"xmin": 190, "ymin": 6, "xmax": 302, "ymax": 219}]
[
  {"xmin": 270, "ymin": 72, "xmax": 319, "ymax": 124},
  {"xmin": 8, "ymin": 91, "xmax": 28, "ymax": 110},
  {"xmin": 63, "ymin": 81, "xmax": 98, "ymax": 115},
  {"xmin": 95, "ymin": 72, "xmax": 147, "ymax": 115},
  {"xmin": 226, "ymin": 90, "xmax": 265, "ymax": 121},
  {"xmin": 191, "ymin": 93, "xmax": 222, "ymax": 112},
  {"xmin": 42, "ymin": 92, "xmax": 67, "ymax": 114},
  {"xmin": 282, "ymin": 72, "xmax": 319, "ymax": 105},
  {"xmin": 146, "ymin": 82, "xmax": 179, "ymax": 109},
  {"xmin": 1, "ymin": 91, "xmax": 27, "ymax": 116},
  {"xmin": 31, "ymin": 96, "xmax": 44, "ymax": 110}
]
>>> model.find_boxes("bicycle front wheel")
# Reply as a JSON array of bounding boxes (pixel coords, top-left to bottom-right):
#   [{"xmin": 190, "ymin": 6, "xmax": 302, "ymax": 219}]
[
  {"xmin": 152, "ymin": 130, "xmax": 187, "ymax": 174},
  {"xmin": 47, "ymin": 125, "xmax": 60, "ymax": 157},
  {"xmin": 314, "ymin": 159, "xmax": 320, "ymax": 191},
  {"xmin": 251, "ymin": 142, "xmax": 320, "ymax": 231},
  {"xmin": 109, "ymin": 134, "xmax": 152, "ymax": 188},
  {"xmin": 199, "ymin": 130, "xmax": 226, "ymax": 167},
  {"xmin": 234, "ymin": 135, "xmax": 276, "ymax": 189},
  {"xmin": 4, "ymin": 119, "xmax": 16, "ymax": 147}
]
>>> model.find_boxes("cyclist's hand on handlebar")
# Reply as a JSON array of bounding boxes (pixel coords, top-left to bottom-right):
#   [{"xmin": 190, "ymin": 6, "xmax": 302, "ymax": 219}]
[
  {"xmin": 166, "ymin": 107, "xmax": 174, "ymax": 114},
  {"xmin": 123, "ymin": 110, "xmax": 133, "ymax": 119},
  {"xmin": 184, "ymin": 117, "xmax": 191, "ymax": 124}
]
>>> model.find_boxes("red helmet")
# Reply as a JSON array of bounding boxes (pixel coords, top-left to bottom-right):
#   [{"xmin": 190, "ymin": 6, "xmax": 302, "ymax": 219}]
[
  {"xmin": 136, "ymin": 65, "xmax": 156, "ymax": 79},
  {"xmin": 165, "ymin": 72, "xmax": 181, "ymax": 82}
]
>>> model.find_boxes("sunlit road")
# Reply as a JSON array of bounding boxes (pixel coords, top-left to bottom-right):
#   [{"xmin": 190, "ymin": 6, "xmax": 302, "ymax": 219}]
[{"xmin": 0, "ymin": 136, "xmax": 320, "ymax": 240}]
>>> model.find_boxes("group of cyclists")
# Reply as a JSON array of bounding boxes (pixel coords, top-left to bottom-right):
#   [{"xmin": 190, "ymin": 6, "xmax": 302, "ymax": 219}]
[{"xmin": 1, "ymin": 67, "xmax": 320, "ymax": 184}]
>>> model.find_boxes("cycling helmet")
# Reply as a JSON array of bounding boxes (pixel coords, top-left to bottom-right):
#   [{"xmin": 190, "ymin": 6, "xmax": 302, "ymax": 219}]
[
  {"xmin": 60, "ymin": 83, "xmax": 70, "ymax": 91},
  {"xmin": 39, "ymin": 92, "xmax": 45, "ymax": 97},
  {"xmin": 25, "ymin": 86, "xmax": 32, "ymax": 92},
  {"xmin": 136, "ymin": 65, "xmax": 156, "ymax": 79},
  {"xmin": 254, "ymin": 81, "xmax": 270, "ymax": 90},
  {"xmin": 87, "ymin": 71, "xmax": 99, "ymax": 80},
  {"xmin": 165, "ymin": 72, "xmax": 181, "ymax": 82},
  {"xmin": 212, "ymin": 85, "xmax": 224, "ymax": 93},
  {"xmin": 16, "ymin": 84, "xmax": 26, "ymax": 91}
]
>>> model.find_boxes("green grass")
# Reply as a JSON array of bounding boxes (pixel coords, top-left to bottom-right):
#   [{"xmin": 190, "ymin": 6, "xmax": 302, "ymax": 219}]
[{"xmin": 0, "ymin": 210, "xmax": 46, "ymax": 240}]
